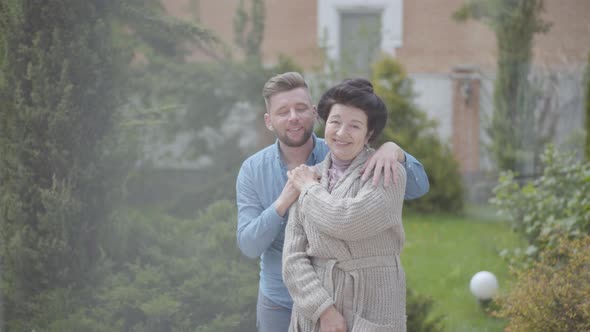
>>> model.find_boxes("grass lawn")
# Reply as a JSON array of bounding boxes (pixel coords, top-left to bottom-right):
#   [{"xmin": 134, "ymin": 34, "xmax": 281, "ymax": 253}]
[{"xmin": 401, "ymin": 205, "xmax": 525, "ymax": 332}]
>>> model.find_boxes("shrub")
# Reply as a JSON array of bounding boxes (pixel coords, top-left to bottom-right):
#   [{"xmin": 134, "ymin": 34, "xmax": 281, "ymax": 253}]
[
  {"xmin": 493, "ymin": 235, "xmax": 590, "ymax": 332},
  {"xmin": 491, "ymin": 145, "xmax": 590, "ymax": 263},
  {"xmin": 40, "ymin": 201, "xmax": 259, "ymax": 332},
  {"xmin": 372, "ymin": 57, "xmax": 464, "ymax": 213},
  {"xmin": 407, "ymin": 289, "xmax": 445, "ymax": 332}
]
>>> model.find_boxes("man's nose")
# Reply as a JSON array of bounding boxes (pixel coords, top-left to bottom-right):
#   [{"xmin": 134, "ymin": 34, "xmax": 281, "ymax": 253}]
[{"xmin": 287, "ymin": 109, "xmax": 299, "ymax": 121}]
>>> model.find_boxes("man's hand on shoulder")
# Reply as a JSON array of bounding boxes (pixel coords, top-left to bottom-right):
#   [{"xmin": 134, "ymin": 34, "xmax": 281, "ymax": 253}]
[{"xmin": 362, "ymin": 141, "xmax": 405, "ymax": 187}]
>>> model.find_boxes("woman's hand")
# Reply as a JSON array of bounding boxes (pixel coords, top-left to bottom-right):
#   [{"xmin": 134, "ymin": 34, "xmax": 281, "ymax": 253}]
[
  {"xmin": 319, "ymin": 306, "xmax": 347, "ymax": 332},
  {"xmin": 287, "ymin": 165, "xmax": 320, "ymax": 191}
]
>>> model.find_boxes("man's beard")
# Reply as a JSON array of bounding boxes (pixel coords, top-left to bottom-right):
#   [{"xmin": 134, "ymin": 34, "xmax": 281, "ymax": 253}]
[{"xmin": 277, "ymin": 127, "xmax": 313, "ymax": 147}]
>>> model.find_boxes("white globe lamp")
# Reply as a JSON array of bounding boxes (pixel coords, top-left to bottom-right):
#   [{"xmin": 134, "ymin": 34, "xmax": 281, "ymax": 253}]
[{"xmin": 469, "ymin": 271, "xmax": 498, "ymax": 301}]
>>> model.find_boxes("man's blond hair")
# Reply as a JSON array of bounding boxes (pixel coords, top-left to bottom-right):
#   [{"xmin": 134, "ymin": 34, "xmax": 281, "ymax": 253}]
[{"xmin": 262, "ymin": 72, "xmax": 309, "ymax": 109}]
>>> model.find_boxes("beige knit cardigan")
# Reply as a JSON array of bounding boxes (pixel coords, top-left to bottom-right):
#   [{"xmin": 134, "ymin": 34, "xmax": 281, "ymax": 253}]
[{"xmin": 283, "ymin": 148, "xmax": 407, "ymax": 332}]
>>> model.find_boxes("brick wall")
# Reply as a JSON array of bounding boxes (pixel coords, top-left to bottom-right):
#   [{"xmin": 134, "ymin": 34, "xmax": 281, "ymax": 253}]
[
  {"xmin": 263, "ymin": 0, "xmax": 322, "ymax": 68},
  {"xmin": 397, "ymin": 0, "xmax": 590, "ymax": 73},
  {"xmin": 163, "ymin": 0, "xmax": 590, "ymax": 72},
  {"xmin": 162, "ymin": 0, "xmax": 322, "ymax": 67},
  {"xmin": 396, "ymin": 0, "xmax": 496, "ymax": 73}
]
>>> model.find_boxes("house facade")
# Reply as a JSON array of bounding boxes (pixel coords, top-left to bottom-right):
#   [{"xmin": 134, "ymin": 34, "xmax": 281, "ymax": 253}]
[{"xmin": 163, "ymin": 0, "xmax": 590, "ymax": 200}]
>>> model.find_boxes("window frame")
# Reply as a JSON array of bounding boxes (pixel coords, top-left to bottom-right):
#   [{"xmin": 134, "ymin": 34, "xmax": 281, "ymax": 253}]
[{"xmin": 318, "ymin": 0, "xmax": 403, "ymax": 61}]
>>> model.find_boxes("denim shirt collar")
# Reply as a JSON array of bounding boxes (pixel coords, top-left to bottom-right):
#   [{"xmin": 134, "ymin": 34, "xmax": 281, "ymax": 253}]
[{"xmin": 274, "ymin": 133, "xmax": 321, "ymax": 169}]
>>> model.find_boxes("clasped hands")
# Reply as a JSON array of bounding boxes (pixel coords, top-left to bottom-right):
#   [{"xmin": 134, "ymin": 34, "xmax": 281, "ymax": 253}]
[
  {"xmin": 287, "ymin": 165, "xmax": 320, "ymax": 191},
  {"xmin": 274, "ymin": 165, "xmax": 320, "ymax": 217}
]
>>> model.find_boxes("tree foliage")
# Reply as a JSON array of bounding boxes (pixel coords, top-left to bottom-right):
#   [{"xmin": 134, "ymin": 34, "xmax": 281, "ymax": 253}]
[
  {"xmin": 585, "ymin": 53, "xmax": 590, "ymax": 161},
  {"xmin": 0, "ymin": 0, "xmax": 128, "ymax": 328},
  {"xmin": 0, "ymin": 0, "xmax": 226, "ymax": 328},
  {"xmin": 112, "ymin": 0, "xmax": 224, "ymax": 60},
  {"xmin": 454, "ymin": 0, "xmax": 551, "ymax": 172},
  {"xmin": 371, "ymin": 57, "xmax": 464, "ymax": 213}
]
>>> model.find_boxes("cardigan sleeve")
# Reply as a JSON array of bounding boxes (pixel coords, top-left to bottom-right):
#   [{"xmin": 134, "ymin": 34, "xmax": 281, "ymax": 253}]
[
  {"xmin": 298, "ymin": 164, "xmax": 407, "ymax": 242},
  {"xmin": 282, "ymin": 204, "xmax": 335, "ymax": 323}
]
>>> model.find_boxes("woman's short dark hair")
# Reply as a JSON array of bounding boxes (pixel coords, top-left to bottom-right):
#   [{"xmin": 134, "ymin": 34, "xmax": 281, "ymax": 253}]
[{"xmin": 317, "ymin": 78, "xmax": 388, "ymax": 143}]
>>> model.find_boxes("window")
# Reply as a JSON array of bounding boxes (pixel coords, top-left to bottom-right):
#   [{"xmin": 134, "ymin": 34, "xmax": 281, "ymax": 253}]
[
  {"xmin": 318, "ymin": 0, "xmax": 403, "ymax": 75},
  {"xmin": 339, "ymin": 11, "xmax": 382, "ymax": 76}
]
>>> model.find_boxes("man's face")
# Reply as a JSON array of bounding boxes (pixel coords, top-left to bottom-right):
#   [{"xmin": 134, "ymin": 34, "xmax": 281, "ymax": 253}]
[{"xmin": 264, "ymin": 87, "xmax": 317, "ymax": 147}]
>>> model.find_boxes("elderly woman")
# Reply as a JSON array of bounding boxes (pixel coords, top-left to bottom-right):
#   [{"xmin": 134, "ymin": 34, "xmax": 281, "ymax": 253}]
[{"xmin": 282, "ymin": 78, "xmax": 407, "ymax": 332}]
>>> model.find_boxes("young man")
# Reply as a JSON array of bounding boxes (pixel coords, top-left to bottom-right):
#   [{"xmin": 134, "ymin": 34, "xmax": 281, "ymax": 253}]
[{"xmin": 236, "ymin": 72, "xmax": 429, "ymax": 332}]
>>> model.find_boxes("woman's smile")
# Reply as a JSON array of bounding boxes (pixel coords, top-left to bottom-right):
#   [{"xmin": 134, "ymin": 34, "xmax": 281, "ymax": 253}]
[{"xmin": 325, "ymin": 104, "xmax": 370, "ymax": 161}]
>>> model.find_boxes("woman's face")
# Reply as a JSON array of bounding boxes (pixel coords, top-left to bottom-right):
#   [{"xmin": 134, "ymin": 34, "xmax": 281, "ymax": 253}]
[{"xmin": 324, "ymin": 104, "xmax": 371, "ymax": 161}]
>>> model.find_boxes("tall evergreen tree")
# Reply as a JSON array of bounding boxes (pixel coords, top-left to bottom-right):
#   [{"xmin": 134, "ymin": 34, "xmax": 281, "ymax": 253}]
[
  {"xmin": 454, "ymin": 0, "xmax": 551, "ymax": 172},
  {"xmin": 585, "ymin": 53, "xmax": 590, "ymax": 161},
  {"xmin": 0, "ymin": 0, "xmax": 241, "ymax": 329},
  {"xmin": 0, "ymin": 0, "xmax": 125, "ymax": 328}
]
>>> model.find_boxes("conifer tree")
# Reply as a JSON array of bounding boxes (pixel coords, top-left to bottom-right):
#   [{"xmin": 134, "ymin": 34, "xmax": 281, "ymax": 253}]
[
  {"xmin": 0, "ymin": 0, "xmax": 237, "ymax": 329},
  {"xmin": 585, "ymin": 54, "xmax": 590, "ymax": 161},
  {"xmin": 454, "ymin": 0, "xmax": 551, "ymax": 172},
  {"xmin": 0, "ymin": 0, "xmax": 124, "ymax": 328}
]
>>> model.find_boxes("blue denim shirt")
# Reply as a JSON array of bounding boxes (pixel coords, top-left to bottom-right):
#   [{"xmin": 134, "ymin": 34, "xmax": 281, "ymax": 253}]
[{"xmin": 235, "ymin": 134, "xmax": 429, "ymax": 309}]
